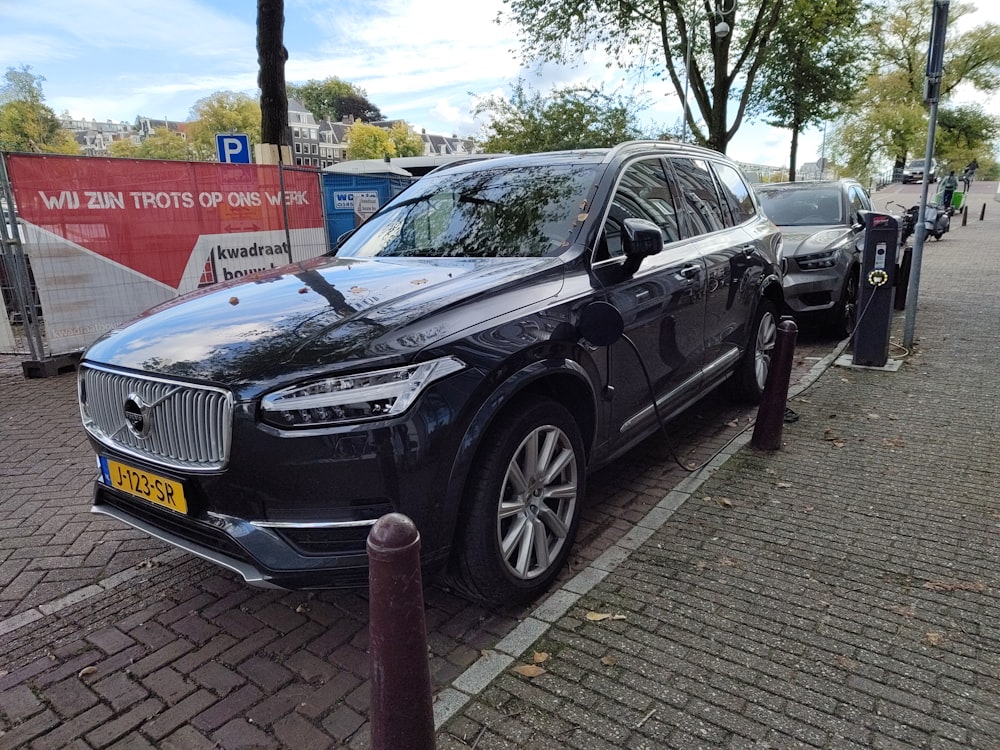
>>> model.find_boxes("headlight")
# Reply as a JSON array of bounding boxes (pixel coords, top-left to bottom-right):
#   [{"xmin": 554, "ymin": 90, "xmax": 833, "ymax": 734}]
[
  {"xmin": 796, "ymin": 249, "xmax": 838, "ymax": 270},
  {"xmin": 260, "ymin": 356, "xmax": 466, "ymax": 428}
]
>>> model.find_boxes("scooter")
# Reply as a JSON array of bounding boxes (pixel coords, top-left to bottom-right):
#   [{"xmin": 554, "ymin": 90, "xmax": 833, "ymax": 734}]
[
  {"xmin": 891, "ymin": 201, "xmax": 949, "ymax": 243},
  {"xmin": 923, "ymin": 202, "xmax": 950, "ymax": 240}
]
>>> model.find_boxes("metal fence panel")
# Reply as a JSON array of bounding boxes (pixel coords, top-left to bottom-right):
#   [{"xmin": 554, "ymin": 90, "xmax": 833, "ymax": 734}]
[{"xmin": 4, "ymin": 153, "xmax": 328, "ymax": 358}]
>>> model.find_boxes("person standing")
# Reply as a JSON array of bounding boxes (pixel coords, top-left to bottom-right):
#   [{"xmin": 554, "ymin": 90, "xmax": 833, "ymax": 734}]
[
  {"xmin": 941, "ymin": 170, "xmax": 959, "ymax": 209},
  {"xmin": 962, "ymin": 159, "xmax": 978, "ymax": 192}
]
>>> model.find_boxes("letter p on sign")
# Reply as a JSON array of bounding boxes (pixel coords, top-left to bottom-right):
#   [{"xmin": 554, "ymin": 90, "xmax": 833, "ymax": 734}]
[{"xmin": 216, "ymin": 134, "xmax": 251, "ymax": 164}]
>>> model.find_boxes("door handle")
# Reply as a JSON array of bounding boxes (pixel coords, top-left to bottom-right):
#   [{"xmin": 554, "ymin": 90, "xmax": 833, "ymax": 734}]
[
  {"xmin": 741, "ymin": 244, "xmax": 757, "ymax": 257},
  {"xmin": 681, "ymin": 264, "xmax": 700, "ymax": 279}
]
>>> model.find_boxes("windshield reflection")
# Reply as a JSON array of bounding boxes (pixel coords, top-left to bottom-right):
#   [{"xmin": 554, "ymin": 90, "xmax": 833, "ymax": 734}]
[{"xmin": 336, "ymin": 165, "xmax": 598, "ymax": 259}]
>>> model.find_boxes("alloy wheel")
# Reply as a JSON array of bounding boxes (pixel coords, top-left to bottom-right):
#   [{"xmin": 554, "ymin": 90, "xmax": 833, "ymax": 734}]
[{"xmin": 495, "ymin": 424, "xmax": 579, "ymax": 580}]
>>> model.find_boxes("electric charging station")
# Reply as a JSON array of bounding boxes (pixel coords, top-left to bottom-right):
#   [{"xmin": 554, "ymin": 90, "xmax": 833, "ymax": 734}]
[{"xmin": 853, "ymin": 211, "xmax": 899, "ymax": 367}]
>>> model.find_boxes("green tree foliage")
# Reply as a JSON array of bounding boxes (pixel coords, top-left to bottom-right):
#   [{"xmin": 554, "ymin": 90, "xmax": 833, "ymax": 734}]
[
  {"xmin": 387, "ymin": 122, "xmax": 425, "ymax": 157},
  {"xmin": 346, "ymin": 122, "xmax": 395, "ymax": 159},
  {"xmin": 109, "ymin": 128, "xmax": 193, "ymax": 160},
  {"xmin": 288, "ymin": 77, "xmax": 383, "ymax": 123},
  {"xmin": 187, "ymin": 91, "xmax": 262, "ymax": 160},
  {"xmin": 0, "ymin": 65, "xmax": 45, "ymax": 105},
  {"xmin": 501, "ymin": 0, "xmax": 781, "ymax": 154},
  {"xmin": 108, "ymin": 138, "xmax": 140, "ymax": 158},
  {"xmin": 0, "ymin": 66, "xmax": 79, "ymax": 154},
  {"xmin": 935, "ymin": 104, "xmax": 999, "ymax": 171},
  {"xmin": 830, "ymin": 0, "xmax": 1000, "ymax": 180},
  {"xmin": 753, "ymin": 0, "xmax": 868, "ymax": 180},
  {"xmin": 474, "ymin": 81, "xmax": 646, "ymax": 154}
]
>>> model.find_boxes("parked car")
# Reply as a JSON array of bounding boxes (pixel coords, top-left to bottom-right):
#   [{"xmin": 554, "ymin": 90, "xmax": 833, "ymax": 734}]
[
  {"xmin": 78, "ymin": 141, "xmax": 784, "ymax": 606},
  {"xmin": 755, "ymin": 179, "xmax": 871, "ymax": 337},
  {"xmin": 901, "ymin": 158, "xmax": 938, "ymax": 184}
]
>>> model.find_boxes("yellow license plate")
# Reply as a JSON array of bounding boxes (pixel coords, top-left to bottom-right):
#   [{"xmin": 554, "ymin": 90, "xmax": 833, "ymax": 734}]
[{"xmin": 104, "ymin": 459, "xmax": 188, "ymax": 514}]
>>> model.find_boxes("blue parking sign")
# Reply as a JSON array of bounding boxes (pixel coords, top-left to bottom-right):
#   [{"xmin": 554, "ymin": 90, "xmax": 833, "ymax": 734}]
[{"xmin": 216, "ymin": 134, "xmax": 251, "ymax": 164}]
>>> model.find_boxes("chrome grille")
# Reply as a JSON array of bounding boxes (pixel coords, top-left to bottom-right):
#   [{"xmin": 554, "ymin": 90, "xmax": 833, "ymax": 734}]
[{"xmin": 79, "ymin": 364, "xmax": 233, "ymax": 471}]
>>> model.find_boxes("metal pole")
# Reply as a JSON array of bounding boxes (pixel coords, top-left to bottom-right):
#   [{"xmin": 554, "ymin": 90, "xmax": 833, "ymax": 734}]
[
  {"xmin": 681, "ymin": 21, "xmax": 693, "ymax": 143},
  {"xmin": 368, "ymin": 513, "xmax": 435, "ymax": 750},
  {"xmin": 902, "ymin": 0, "xmax": 950, "ymax": 349},
  {"xmin": 751, "ymin": 318, "xmax": 798, "ymax": 451}
]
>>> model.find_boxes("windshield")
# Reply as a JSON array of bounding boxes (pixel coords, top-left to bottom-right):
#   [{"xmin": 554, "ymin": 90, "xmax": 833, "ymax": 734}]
[
  {"xmin": 907, "ymin": 160, "xmax": 925, "ymax": 168},
  {"xmin": 757, "ymin": 187, "xmax": 844, "ymax": 226},
  {"xmin": 336, "ymin": 164, "xmax": 599, "ymax": 259}
]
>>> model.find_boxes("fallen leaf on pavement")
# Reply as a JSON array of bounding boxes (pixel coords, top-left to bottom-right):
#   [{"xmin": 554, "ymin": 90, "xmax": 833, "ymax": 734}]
[
  {"xmin": 532, "ymin": 651, "xmax": 549, "ymax": 664},
  {"xmin": 600, "ymin": 655, "xmax": 618, "ymax": 666},
  {"xmin": 78, "ymin": 666, "xmax": 98, "ymax": 678},
  {"xmin": 925, "ymin": 632, "xmax": 945, "ymax": 646},
  {"xmin": 586, "ymin": 612, "xmax": 627, "ymax": 622},
  {"xmin": 512, "ymin": 664, "xmax": 546, "ymax": 678}
]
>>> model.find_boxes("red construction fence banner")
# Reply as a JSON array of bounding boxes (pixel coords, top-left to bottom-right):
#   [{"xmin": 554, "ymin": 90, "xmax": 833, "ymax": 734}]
[{"xmin": 6, "ymin": 154, "xmax": 327, "ymax": 355}]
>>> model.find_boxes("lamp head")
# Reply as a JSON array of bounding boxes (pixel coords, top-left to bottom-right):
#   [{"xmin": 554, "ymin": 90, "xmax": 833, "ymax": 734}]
[{"xmin": 714, "ymin": 20, "xmax": 730, "ymax": 38}]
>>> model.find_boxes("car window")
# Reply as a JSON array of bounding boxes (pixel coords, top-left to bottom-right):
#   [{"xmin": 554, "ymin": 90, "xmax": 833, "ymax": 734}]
[
  {"xmin": 847, "ymin": 185, "xmax": 869, "ymax": 224},
  {"xmin": 598, "ymin": 158, "xmax": 680, "ymax": 261},
  {"xmin": 669, "ymin": 158, "xmax": 728, "ymax": 238},
  {"xmin": 757, "ymin": 186, "xmax": 844, "ymax": 226},
  {"xmin": 337, "ymin": 164, "xmax": 599, "ymax": 259},
  {"xmin": 712, "ymin": 162, "xmax": 756, "ymax": 226}
]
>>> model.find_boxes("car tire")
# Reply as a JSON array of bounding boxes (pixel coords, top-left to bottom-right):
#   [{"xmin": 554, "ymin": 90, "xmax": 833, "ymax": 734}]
[
  {"xmin": 448, "ymin": 395, "xmax": 585, "ymax": 606},
  {"xmin": 731, "ymin": 298, "xmax": 777, "ymax": 403},
  {"xmin": 826, "ymin": 268, "xmax": 859, "ymax": 339}
]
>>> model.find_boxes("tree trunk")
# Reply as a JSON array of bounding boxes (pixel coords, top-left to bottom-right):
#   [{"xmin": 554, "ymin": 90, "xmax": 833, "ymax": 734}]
[
  {"xmin": 788, "ymin": 124, "xmax": 799, "ymax": 181},
  {"xmin": 257, "ymin": 0, "xmax": 289, "ymax": 148}
]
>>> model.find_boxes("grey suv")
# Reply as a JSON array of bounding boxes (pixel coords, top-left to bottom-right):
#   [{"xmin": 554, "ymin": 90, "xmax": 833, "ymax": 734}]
[
  {"xmin": 78, "ymin": 141, "xmax": 784, "ymax": 606},
  {"xmin": 756, "ymin": 179, "xmax": 871, "ymax": 337}
]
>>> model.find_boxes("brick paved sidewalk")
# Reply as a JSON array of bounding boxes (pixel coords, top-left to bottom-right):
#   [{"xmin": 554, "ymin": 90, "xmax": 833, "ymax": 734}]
[
  {"xmin": 434, "ymin": 189, "xmax": 1000, "ymax": 748},
  {"xmin": 1, "ymin": 185, "xmax": 997, "ymax": 748}
]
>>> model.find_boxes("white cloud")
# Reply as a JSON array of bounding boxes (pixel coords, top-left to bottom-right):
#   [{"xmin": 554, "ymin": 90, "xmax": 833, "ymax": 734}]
[{"xmin": 7, "ymin": 0, "xmax": 993, "ymax": 168}]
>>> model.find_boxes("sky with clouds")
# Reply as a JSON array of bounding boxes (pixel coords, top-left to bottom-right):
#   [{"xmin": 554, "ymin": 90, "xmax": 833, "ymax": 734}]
[{"xmin": 1, "ymin": 0, "xmax": 998, "ymax": 169}]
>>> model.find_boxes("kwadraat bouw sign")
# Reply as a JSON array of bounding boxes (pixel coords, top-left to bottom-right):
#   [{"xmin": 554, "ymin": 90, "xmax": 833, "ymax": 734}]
[{"xmin": 7, "ymin": 154, "xmax": 327, "ymax": 354}]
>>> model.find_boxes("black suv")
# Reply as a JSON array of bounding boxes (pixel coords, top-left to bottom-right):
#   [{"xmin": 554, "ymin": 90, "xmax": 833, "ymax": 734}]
[{"xmin": 78, "ymin": 141, "xmax": 783, "ymax": 606}]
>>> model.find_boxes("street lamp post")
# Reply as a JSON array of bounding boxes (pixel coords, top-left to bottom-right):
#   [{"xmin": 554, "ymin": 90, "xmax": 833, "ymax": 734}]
[
  {"xmin": 681, "ymin": 24, "xmax": 695, "ymax": 143},
  {"xmin": 679, "ymin": 1, "xmax": 734, "ymax": 143}
]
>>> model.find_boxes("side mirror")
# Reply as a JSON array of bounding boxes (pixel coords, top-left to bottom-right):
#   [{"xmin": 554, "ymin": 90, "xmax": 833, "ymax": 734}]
[{"xmin": 622, "ymin": 218, "xmax": 664, "ymax": 259}]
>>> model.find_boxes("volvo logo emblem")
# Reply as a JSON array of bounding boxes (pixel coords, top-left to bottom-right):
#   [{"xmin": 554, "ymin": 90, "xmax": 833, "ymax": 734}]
[{"xmin": 123, "ymin": 394, "xmax": 152, "ymax": 438}]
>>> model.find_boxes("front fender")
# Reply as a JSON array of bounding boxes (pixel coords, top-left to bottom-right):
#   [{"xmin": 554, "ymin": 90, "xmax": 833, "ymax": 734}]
[{"xmin": 435, "ymin": 356, "xmax": 599, "ymax": 553}]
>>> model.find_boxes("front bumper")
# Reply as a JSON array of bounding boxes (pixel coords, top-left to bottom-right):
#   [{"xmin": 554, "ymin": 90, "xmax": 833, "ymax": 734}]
[
  {"xmin": 92, "ymin": 483, "xmax": 375, "ymax": 588},
  {"xmin": 85, "ymin": 372, "xmax": 477, "ymax": 588},
  {"xmin": 781, "ymin": 267, "xmax": 843, "ymax": 314}
]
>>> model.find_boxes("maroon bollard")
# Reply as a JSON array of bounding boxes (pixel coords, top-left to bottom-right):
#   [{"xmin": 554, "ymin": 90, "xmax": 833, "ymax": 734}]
[
  {"xmin": 368, "ymin": 513, "xmax": 435, "ymax": 750},
  {"xmin": 751, "ymin": 318, "xmax": 798, "ymax": 451}
]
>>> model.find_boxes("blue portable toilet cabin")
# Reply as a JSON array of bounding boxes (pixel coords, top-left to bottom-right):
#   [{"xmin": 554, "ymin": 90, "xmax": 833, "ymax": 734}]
[{"xmin": 321, "ymin": 160, "xmax": 415, "ymax": 247}]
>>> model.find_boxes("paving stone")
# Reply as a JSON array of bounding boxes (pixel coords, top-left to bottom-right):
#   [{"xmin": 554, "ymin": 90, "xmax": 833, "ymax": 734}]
[{"xmin": 212, "ymin": 718, "xmax": 279, "ymax": 749}]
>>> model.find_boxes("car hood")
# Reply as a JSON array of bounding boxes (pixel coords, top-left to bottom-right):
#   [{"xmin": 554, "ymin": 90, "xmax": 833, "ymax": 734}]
[
  {"xmin": 779, "ymin": 225, "xmax": 854, "ymax": 256},
  {"xmin": 83, "ymin": 254, "xmax": 565, "ymax": 395}
]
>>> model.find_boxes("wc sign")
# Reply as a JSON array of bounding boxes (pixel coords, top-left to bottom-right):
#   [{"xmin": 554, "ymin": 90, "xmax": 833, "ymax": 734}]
[
  {"xmin": 334, "ymin": 191, "xmax": 381, "ymax": 219},
  {"xmin": 215, "ymin": 134, "xmax": 251, "ymax": 164}
]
